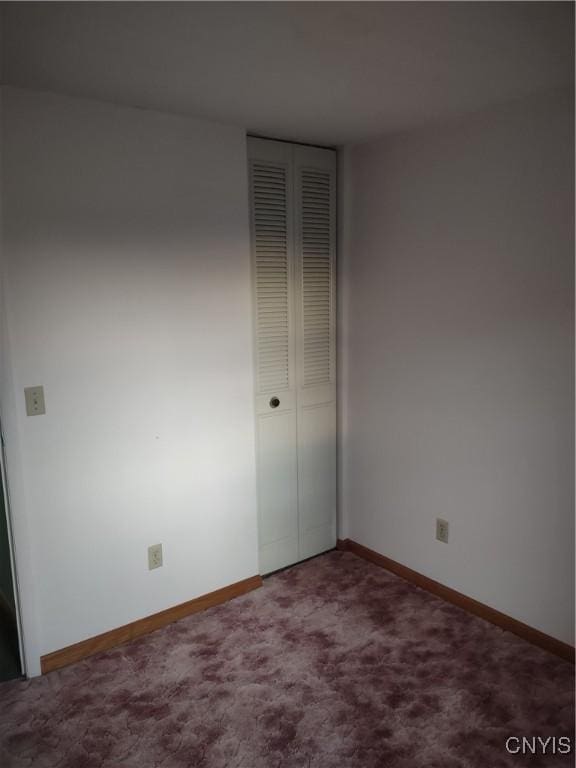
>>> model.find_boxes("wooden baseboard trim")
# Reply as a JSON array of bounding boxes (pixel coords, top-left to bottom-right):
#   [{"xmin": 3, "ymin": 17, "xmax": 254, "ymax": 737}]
[
  {"xmin": 40, "ymin": 574, "xmax": 263, "ymax": 675},
  {"xmin": 337, "ymin": 538, "xmax": 574, "ymax": 664}
]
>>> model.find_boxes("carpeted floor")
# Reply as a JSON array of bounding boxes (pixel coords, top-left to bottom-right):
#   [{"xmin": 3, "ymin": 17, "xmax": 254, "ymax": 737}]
[{"xmin": 0, "ymin": 551, "xmax": 573, "ymax": 768}]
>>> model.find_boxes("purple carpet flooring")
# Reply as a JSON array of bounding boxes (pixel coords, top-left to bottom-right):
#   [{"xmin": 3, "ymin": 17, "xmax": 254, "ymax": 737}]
[{"xmin": 0, "ymin": 551, "xmax": 573, "ymax": 767}]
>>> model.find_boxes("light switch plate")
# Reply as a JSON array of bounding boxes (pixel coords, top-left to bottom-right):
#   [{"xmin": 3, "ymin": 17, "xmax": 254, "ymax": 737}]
[{"xmin": 24, "ymin": 386, "xmax": 46, "ymax": 416}]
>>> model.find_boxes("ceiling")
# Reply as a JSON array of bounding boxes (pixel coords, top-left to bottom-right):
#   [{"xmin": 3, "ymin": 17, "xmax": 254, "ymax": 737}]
[{"xmin": 1, "ymin": 2, "xmax": 573, "ymax": 146}]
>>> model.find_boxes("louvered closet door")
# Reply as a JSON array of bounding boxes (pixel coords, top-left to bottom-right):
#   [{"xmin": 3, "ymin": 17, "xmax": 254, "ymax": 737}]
[
  {"xmin": 249, "ymin": 137, "xmax": 336, "ymax": 575},
  {"xmin": 295, "ymin": 146, "xmax": 337, "ymax": 560},
  {"xmin": 248, "ymin": 138, "xmax": 299, "ymax": 574}
]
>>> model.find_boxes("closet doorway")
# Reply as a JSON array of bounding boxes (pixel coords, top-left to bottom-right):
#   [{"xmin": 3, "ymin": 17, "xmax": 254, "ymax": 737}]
[
  {"xmin": 0, "ymin": 425, "xmax": 23, "ymax": 681},
  {"xmin": 248, "ymin": 137, "xmax": 337, "ymax": 575}
]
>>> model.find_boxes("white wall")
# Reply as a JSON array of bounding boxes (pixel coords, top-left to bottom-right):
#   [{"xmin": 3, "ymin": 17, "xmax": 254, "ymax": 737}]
[
  {"xmin": 341, "ymin": 91, "xmax": 574, "ymax": 644},
  {"xmin": 1, "ymin": 87, "xmax": 40, "ymax": 677},
  {"xmin": 1, "ymin": 88, "xmax": 258, "ymax": 674}
]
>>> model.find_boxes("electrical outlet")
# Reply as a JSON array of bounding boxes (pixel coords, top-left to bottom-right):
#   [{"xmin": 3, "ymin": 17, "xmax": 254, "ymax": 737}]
[
  {"xmin": 436, "ymin": 518, "xmax": 449, "ymax": 543},
  {"xmin": 148, "ymin": 543, "xmax": 163, "ymax": 570},
  {"xmin": 24, "ymin": 386, "xmax": 46, "ymax": 416}
]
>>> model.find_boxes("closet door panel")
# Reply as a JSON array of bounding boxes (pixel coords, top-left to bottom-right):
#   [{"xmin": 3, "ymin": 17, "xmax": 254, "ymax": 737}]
[
  {"xmin": 257, "ymin": 411, "xmax": 299, "ymax": 574},
  {"xmin": 298, "ymin": 402, "xmax": 337, "ymax": 559},
  {"xmin": 249, "ymin": 138, "xmax": 299, "ymax": 574},
  {"xmin": 295, "ymin": 145, "xmax": 337, "ymax": 560}
]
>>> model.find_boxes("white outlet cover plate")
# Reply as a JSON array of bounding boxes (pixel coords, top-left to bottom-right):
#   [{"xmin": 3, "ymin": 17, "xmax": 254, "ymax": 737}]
[
  {"xmin": 24, "ymin": 385, "xmax": 46, "ymax": 416},
  {"xmin": 148, "ymin": 543, "xmax": 163, "ymax": 570},
  {"xmin": 436, "ymin": 518, "xmax": 449, "ymax": 543}
]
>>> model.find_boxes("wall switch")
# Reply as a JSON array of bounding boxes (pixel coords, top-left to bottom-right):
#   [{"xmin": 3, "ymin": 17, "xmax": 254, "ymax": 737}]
[
  {"xmin": 436, "ymin": 518, "xmax": 449, "ymax": 544},
  {"xmin": 148, "ymin": 543, "xmax": 163, "ymax": 570},
  {"xmin": 24, "ymin": 386, "xmax": 46, "ymax": 416}
]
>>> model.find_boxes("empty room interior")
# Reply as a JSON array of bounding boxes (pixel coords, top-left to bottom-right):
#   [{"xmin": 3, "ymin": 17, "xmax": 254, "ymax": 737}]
[{"xmin": 0, "ymin": 2, "xmax": 574, "ymax": 766}]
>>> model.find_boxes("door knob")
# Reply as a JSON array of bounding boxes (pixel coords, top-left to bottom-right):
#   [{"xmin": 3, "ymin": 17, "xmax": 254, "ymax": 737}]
[{"xmin": 269, "ymin": 397, "xmax": 280, "ymax": 409}]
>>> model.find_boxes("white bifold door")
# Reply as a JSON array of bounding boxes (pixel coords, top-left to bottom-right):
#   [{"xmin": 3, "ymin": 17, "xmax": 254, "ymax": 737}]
[{"xmin": 248, "ymin": 137, "xmax": 336, "ymax": 575}]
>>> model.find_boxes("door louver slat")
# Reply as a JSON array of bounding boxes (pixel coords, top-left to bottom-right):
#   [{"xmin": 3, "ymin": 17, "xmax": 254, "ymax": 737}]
[
  {"xmin": 301, "ymin": 169, "xmax": 332, "ymax": 387},
  {"xmin": 251, "ymin": 162, "xmax": 290, "ymax": 394}
]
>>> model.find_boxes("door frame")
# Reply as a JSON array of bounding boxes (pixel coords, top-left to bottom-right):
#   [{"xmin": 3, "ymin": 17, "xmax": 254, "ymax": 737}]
[
  {"xmin": 248, "ymin": 135, "xmax": 338, "ymax": 575},
  {"xmin": 0, "ymin": 420, "xmax": 25, "ymax": 677}
]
